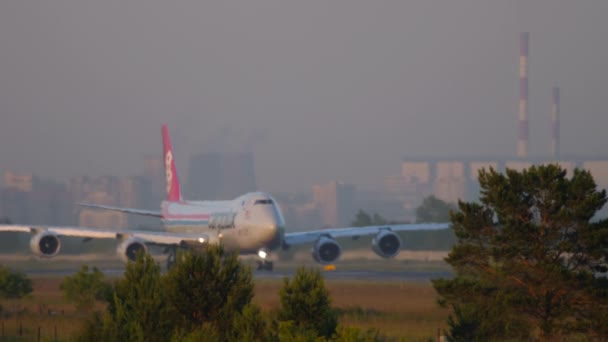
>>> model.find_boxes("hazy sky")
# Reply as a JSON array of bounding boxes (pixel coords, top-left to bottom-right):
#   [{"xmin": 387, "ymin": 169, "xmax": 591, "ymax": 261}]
[{"xmin": 1, "ymin": 1, "xmax": 607, "ymax": 193}]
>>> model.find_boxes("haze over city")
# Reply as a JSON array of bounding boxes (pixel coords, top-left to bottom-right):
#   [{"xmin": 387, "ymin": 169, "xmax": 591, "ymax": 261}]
[{"xmin": 1, "ymin": 1, "xmax": 607, "ymax": 193}]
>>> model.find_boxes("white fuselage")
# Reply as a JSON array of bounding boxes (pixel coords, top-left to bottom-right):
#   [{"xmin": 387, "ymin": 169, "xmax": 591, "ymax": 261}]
[{"xmin": 160, "ymin": 192, "xmax": 285, "ymax": 254}]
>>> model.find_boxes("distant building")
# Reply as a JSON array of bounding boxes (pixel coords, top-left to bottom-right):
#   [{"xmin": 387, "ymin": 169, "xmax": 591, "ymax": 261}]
[
  {"xmin": 0, "ymin": 188, "xmax": 28, "ymax": 223},
  {"xmin": 272, "ymin": 193, "xmax": 320, "ymax": 231},
  {"xmin": 356, "ymin": 186, "xmax": 412, "ymax": 223},
  {"xmin": 143, "ymin": 155, "xmax": 165, "ymax": 204},
  {"xmin": 78, "ymin": 191, "xmax": 126, "ymax": 228},
  {"xmin": 70, "ymin": 175, "xmax": 122, "ymax": 204},
  {"xmin": 433, "ymin": 162, "xmax": 467, "ymax": 204},
  {"xmin": 0, "ymin": 173, "xmax": 73, "ymax": 225},
  {"xmin": 70, "ymin": 175, "xmax": 139, "ymax": 229},
  {"xmin": 313, "ymin": 181, "xmax": 356, "ymax": 228},
  {"xmin": 397, "ymin": 157, "xmax": 608, "ymax": 209},
  {"xmin": 27, "ymin": 179, "xmax": 72, "ymax": 225},
  {"xmin": 187, "ymin": 152, "xmax": 256, "ymax": 200},
  {"xmin": 3, "ymin": 171, "xmax": 33, "ymax": 192}
]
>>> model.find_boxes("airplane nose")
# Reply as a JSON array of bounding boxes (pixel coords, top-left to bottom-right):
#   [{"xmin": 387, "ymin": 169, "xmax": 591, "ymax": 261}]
[{"xmin": 265, "ymin": 208, "xmax": 285, "ymax": 250}]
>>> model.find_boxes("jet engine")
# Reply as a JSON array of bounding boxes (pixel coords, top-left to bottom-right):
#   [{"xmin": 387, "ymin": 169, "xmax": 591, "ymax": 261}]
[
  {"xmin": 372, "ymin": 230, "xmax": 401, "ymax": 259},
  {"xmin": 117, "ymin": 237, "xmax": 148, "ymax": 263},
  {"xmin": 30, "ymin": 231, "xmax": 61, "ymax": 257},
  {"xmin": 312, "ymin": 237, "xmax": 342, "ymax": 264}
]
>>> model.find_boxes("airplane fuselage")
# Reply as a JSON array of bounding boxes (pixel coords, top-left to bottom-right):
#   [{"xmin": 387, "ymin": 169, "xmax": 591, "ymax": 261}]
[{"xmin": 161, "ymin": 192, "xmax": 285, "ymax": 254}]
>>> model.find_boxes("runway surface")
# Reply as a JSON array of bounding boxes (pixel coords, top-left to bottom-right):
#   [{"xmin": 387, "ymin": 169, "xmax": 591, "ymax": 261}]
[{"xmin": 24, "ymin": 268, "xmax": 452, "ymax": 281}]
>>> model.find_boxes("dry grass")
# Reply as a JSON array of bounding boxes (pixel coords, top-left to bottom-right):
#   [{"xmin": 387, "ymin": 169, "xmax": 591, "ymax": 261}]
[
  {"xmin": 0, "ymin": 277, "xmax": 449, "ymax": 341},
  {"xmin": 1, "ymin": 277, "xmax": 91, "ymax": 341},
  {"xmin": 254, "ymin": 279, "xmax": 449, "ymax": 341}
]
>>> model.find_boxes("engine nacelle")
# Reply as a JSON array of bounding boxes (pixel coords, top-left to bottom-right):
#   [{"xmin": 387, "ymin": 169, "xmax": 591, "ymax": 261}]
[
  {"xmin": 30, "ymin": 231, "xmax": 61, "ymax": 257},
  {"xmin": 312, "ymin": 237, "xmax": 342, "ymax": 264},
  {"xmin": 117, "ymin": 238, "xmax": 148, "ymax": 263},
  {"xmin": 372, "ymin": 230, "xmax": 401, "ymax": 259}
]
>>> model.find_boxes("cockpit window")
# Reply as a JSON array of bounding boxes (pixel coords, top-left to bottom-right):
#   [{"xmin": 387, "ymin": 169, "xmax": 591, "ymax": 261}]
[{"xmin": 254, "ymin": 199, "xmax": 274, "ymax": 205}]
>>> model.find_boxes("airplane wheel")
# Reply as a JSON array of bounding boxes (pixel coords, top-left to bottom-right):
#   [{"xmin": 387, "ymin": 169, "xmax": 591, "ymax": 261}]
[
  {"xmin": 257, "ymin": 260, "xmax": 273, "ymax": 271},
  {"xmin": 265, "ymin": 261, "xmax": 274, "ymax": 271}
]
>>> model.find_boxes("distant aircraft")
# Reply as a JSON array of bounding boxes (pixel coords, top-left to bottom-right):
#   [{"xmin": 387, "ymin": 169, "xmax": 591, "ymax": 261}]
[{"xmin": 0, "ymin": 124, "xmax": 449, "ymax": 270}]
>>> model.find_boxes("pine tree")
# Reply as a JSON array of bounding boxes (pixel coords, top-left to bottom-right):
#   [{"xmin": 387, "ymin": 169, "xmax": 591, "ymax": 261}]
[
  {"xmin": 163, "ymin": 245, "xmax": 255, "ymax": 337},
  {"xmin": 277, "ymin": 267, "xmax": 338, "ymax": 338},
  {"xmin": 434, "ymin": 165, "xmax": 608, "ymax": 340},
  {"xmin": 80, "ymin": 252, "xmax": 172, "ymax": 341}
]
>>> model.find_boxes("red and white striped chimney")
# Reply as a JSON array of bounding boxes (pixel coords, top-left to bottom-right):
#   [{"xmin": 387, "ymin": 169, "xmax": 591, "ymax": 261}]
[
  {"xmin": 551, "ymin": 87, "xmax": 560, "ymax": 158},
  {"xmin": 518, "ymin": 32, "xmax": 529, "ymax": 158}
]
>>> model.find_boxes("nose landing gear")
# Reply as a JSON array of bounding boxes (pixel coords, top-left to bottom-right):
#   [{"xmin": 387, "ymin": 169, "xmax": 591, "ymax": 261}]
[
  {"xmin": 257, "ymin": 260, "xmax": 273, "ymax": 271},
  {"xmin": 256, "ymin": 249, "xmax": 273, "ymax": 271}
]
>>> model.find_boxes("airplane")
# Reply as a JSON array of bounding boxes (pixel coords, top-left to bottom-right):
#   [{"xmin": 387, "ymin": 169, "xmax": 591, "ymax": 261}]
[{"xmin": 0, "ymin": 124, "xmax": 449, "ymax": 270}]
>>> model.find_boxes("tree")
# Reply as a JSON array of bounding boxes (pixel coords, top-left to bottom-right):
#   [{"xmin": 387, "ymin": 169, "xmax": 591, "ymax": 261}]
[
  {"xmin": 227, "ymin": 303, "xmax": 269, "ymax": 341},
  {"xmin": 60, "ymin": 265, "xmax": 112, "ymax": 312},
  {"xmin": 0, "ymin": 265, "xmax": 32, "ymax": 299},
  {"xmin": 352, "ymin": 210, "xmax": 373, "ymax": 227},
  {"xmin": 78, "ymin": 247, "xmax": 267, "ymax": 341},
  {"xmin": 277, "ymin": 267, "xmax": 338, "ymax": 338},
  {"xmin": 416, "ymin": 195, "xmax": 454, "ymax": 223},
  {"xmin": 351, "ymin": 210, "xmax": 393, "ymax": 227},
  {"xmin": 79, "ymin": 252, "xmax": 173, "ymax": 341},
  {"xmin": 163, "ymin": 245, "xmax": 255, "ymax": 337},
  {"xmin": 433, "ymin": 165, "xmax": 608, "ymax": 340}
]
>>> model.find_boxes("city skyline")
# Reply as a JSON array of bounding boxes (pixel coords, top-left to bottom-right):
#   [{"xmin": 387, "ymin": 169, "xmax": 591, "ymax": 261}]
[{"xmin": 1, "ymin": 1, "xmax": 607, "ymax": 193}]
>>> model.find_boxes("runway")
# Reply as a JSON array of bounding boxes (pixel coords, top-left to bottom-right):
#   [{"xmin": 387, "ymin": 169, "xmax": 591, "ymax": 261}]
[{"xmin": 24, "ymin": 268, "xmax": 452, "ymax": 282}]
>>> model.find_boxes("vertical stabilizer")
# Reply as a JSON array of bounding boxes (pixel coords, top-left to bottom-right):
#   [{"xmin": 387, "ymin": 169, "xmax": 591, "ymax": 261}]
[{"xmin": 162, "ymin": 124, "xmax": 182, "ymax": 202}]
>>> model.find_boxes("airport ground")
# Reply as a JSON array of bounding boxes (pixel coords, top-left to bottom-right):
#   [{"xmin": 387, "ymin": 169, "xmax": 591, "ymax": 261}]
[
  {"xmin": 0, "ymin": 251, "xmax": 452, "ymax": 341},
  {"xmin": 0, "ymin": 277, "xmax": 450, "ymax": 341}
]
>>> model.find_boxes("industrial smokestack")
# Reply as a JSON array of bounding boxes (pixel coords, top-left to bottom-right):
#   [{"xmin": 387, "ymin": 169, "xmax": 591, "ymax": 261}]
[
  {"xmin": 551, "ymin": 87, "xmax": 560, "ymax": 158},
  {"xmin": 518, "ymin": 32, "xmax": 529, "ymax": 158}
]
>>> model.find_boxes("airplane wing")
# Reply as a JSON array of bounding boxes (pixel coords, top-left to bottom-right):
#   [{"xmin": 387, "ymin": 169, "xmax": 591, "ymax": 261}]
[
  {"xmin": 78, "ymin": 203, "xmax": 163, "ymax": 218},
  {"xmin": 0, "ymin": 225, "xmax": 208, "ymax": 246},
  {"xmin": 283, "ymin": 222, "xmax": 450, "ymax": 246}
]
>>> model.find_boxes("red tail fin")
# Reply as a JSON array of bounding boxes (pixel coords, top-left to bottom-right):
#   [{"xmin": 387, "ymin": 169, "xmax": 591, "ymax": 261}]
[{"xmin": 162, "ymin": 124, "xmax": 182, "ymax": 202}]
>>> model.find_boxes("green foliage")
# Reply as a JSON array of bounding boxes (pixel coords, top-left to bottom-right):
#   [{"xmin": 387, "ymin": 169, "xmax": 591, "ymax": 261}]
[
  {"xmin": 433, "ymin": 165, "xmax": 608, "ymax": 340},
  {"xmin": 272, "ymin": 320, "xmax": 324, "ymax": 342},
  {"xmin": 333, "ymin": 326, "xmax": 384, "ymax": 342},
  {"xmin": 352, "ymin": 210, "xmax": 373, "ymax": 227},
  {"xmin": 109, "ymin": 252, "xmax": 172, "ymax": 341},
  {"xmin": 60, "ymin": 265, "xmax": 112, "ymax": 312},
  {"xmin": 277, "ymin": 267, "xmax": 338, "ymax": 339},
  {"xmin": 351, "ymin": 210, "xmax": 396, "ymax": 227},
  {"xmin": 0, "ymin": 265, "xmax": 32, "ymax": 299},
  {"xmin": 79, "ymin": 252, "xmax": 173, "ymax": 341},
  {"xmin": 228, "ymin": 303, "xmax": 269, "ymax": 341},
  {"xmin": 164, "ymin": 246, "xmax": 255, "ymax": 336},
  {"xmin": 77, "ymin": 247, "xmax": 381, "ymax": 340},
  {"xmin": 416, "ymin": 196, "xmax": 455, "ymax": 223}
]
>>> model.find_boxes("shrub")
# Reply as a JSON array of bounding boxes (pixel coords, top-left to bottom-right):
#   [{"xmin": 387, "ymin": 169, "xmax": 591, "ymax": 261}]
[
  {"xmin": 0, "ymin": 265, "xmax": 32, "ymax": 299},
  {"xmin": 60, "ymin": 265, "xmax": 112, "ymax": 312},
  {"xmin": 277, "ymin": 267, "xmax": 338, "ymax": 338}
]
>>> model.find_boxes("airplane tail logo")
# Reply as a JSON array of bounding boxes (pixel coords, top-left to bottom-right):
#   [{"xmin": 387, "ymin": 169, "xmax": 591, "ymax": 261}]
[{"xmin": 162, "ymin": 124, "xmax": 182, "ymax": 202}]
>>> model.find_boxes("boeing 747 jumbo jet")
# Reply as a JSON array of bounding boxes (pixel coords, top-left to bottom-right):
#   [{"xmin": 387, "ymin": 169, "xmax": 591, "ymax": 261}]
[{"xmin": 0, "ymin": 125, "xmax": 449, "ymax": 270}]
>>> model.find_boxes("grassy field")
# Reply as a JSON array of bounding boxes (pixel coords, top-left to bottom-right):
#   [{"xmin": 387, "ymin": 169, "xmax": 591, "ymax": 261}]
[
  {"xmin": 255, "ymin": 279, "xmax": 449, "ymax": 341},
  {"xmin": 0, "ymin": 276, "xmax": 450, "ymax": 341}
]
